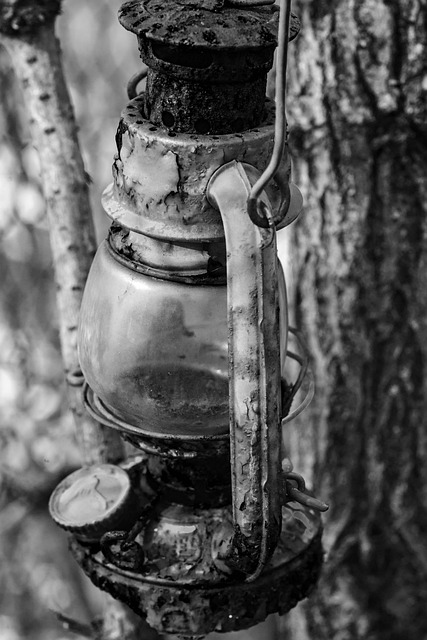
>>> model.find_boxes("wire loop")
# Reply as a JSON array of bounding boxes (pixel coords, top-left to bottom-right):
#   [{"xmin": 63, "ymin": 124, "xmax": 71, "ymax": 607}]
[
  {"xmin": 282, "ymin": 327, "xmax": 315, "ymax": 425},
  {"xmin": 127, "ymin": 68, "xmax": 148, "ymax": 100},
  {"xmin": 248, "ymin": 0, "xmax": 292, "ymax": 227}
]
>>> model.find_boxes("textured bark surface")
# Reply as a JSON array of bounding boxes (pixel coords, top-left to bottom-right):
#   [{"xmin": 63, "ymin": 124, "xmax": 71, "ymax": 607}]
[
  {"xmin": 1, "ymin": 20, "xmax": 124, "ymax": 465},
  {"xmin": 282, "ymin": 1, "xmax": 427, "ymax": 639}
]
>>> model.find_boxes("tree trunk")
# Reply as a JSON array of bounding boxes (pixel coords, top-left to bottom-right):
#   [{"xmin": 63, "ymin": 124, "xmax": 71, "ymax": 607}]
[
  {"xmin": 1, "ymin": 10, "xmax": 124, "ymax": 466},
  {"xmin": 281, "ymin": 1, "xmax": 427, "ymax": 639}
]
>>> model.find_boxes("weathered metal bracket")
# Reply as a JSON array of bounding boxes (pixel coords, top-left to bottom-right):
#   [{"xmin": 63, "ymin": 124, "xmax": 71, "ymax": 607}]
[{"xmin": 207, "ymin": 160, "xmax": 282, "ymax": 581}]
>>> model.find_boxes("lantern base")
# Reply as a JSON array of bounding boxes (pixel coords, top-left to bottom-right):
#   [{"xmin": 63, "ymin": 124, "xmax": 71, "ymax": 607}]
[{"xmin": 70, "ymin": 502, "xmax": 323, "ymax": 638}]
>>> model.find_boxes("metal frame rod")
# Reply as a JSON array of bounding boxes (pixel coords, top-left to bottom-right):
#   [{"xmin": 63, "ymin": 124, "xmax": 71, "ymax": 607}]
[{"xmin": 248, "ymin": 0, "xmax": 292, "ymax": 227}]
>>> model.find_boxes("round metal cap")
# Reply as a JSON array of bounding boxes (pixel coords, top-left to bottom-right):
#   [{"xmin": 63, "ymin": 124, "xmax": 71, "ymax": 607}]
[
  {"xmin": 49, "ymin": 464, "xmax": 133, "ymax": 541},
  {"xmin": 119, "ymin": 0, "xmax": 281, "ymax": 50}
]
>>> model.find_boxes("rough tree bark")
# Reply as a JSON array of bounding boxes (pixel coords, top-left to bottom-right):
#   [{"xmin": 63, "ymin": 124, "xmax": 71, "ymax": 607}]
[{"xmin": 281, "ymin": 1, "xmax": 427, "ymax": 639}]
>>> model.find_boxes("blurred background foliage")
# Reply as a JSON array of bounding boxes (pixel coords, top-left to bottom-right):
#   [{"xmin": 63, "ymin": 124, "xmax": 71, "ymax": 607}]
[{"xmin": 0, "ymin": 1, "xmax": 142, "ymax": 638}]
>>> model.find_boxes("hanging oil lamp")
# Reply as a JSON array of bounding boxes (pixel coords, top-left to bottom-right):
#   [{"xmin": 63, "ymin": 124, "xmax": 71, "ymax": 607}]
[{"xmin": 49, "ymin": 0, "xmax": 327, "ymax": 637}]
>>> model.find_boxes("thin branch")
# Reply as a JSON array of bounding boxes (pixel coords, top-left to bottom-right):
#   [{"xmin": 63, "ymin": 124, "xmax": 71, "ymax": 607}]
[
  {"xmin": 0, "ymin": 4, "xmax": 141, "ymax": 639},
  {"xmin": 0, "ymin": 10, "xmax": 123, "ymax": 465}
]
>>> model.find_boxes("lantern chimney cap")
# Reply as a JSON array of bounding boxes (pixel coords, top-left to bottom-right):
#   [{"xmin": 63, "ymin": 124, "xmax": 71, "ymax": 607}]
[{"xmin": 119, "ymin": 0, "xmax": 300, "ymax": 51}]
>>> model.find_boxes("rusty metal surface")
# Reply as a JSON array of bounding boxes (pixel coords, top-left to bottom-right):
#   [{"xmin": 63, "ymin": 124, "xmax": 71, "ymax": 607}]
[
  {"xmin": 70, "ymin": 499, "xmax": 322, "ymax": 636},
  {"xmin": 145, "ymin": 71, "xmax": 268, "ymax": 133},
  {"xmin": 119, "ymin": 0, "xmax": 300, "ymax": 50},
  {"xmin": 119, "ymin": 0, "xmax": 280, "ymax": 50},
  {"xmin": 284, "ymin": 472, "xmax": 329, "ymax": 512},
  {"xmin": 146, "ymin": 454, "xmax": 232, "ymax": 508},
  {"xmin": 206, "ymin": 161, "xmax": 282, "ymax": 579},
  {"xmin": 103, "ymin": 96, "xmax": 291, "ymax": 241},
  {"xmin": 119, "ymin": 1, "xmax": 299, "ymax": 133},
  {"xmin": 137, "ymin": 41, "xmax": 274, "ymax": 85}
]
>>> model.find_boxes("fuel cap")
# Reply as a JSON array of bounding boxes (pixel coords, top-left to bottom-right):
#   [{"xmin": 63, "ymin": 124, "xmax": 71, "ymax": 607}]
[{"xmin": 49, "ymin": 464, "xmax": 135, "ymax": 542}]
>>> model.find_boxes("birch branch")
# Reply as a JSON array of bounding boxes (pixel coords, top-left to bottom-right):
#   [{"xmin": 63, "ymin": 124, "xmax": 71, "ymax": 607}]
[{"xmin": 0, "ymin": 3, "xmax": 123, "ymax": 465}]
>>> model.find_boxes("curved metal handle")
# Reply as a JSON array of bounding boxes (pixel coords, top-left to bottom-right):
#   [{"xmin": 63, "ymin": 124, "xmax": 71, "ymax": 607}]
[{"xmin": 207, "ymin": 160, "xmax": 283, "ymax": 581}]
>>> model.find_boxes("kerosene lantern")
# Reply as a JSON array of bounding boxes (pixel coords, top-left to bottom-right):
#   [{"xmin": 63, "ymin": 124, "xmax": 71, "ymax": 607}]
[{"xmin": 49, "ymin": 0, "xmax": 328, "ymax": 637}]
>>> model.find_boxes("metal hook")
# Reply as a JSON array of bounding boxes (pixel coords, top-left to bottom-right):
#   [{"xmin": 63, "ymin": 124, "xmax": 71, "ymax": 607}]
[
  {"xmin": 247, "ymin": 0, "xmax": 292, "ymax": 227},
  {"xmin": 284, "ymin": 471, "xmax": 329, "ymax": 513},
  {"xmin": 282, "ymin": 327, "xmax": 315, "ymax": 424}
]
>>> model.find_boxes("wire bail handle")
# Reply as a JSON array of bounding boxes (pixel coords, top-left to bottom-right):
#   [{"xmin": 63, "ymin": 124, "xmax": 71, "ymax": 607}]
[{"xmin": 248, "ymin": 0, "xmax": 292, "ymax": 228}]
